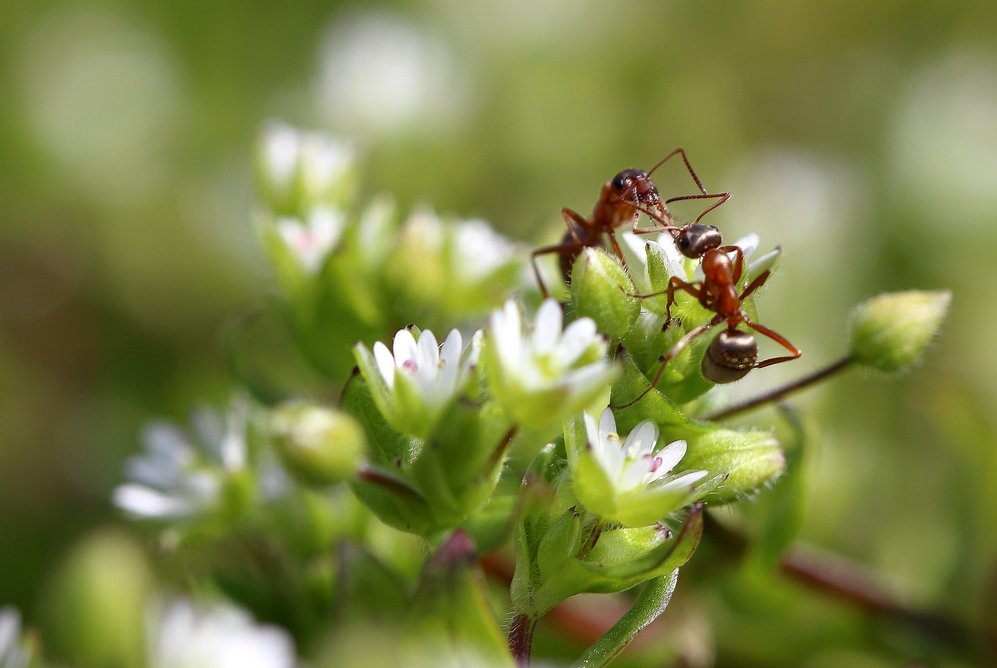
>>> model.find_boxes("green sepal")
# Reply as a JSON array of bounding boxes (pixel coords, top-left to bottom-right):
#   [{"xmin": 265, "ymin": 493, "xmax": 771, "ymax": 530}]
[
  {"xmin": 340, "ymin": 376, "xmax": 411, "ymax": 466},
  {"xmin": 609, "ymin": 352, "xmax": 710, "ymax": 439},
  {"xmin": 519, "ymin": 504, "xmax": 703, "ymax": 617},
  {"xmin": 349, "ymin": 465, "xmax": 435, "ymax": 535}
]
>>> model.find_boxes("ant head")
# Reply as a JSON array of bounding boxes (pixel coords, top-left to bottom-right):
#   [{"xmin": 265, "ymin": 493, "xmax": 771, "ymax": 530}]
[
  {"xmin": 676, "ymin": 224, "xmax": 722, "ymax": 259},
  {"xmin": 611, "ymin": 169, "xmax": 662, "ymax": 208},
  {"xmin": 702, "ymin": 329, "xmax": 757, "ymax": 383}
]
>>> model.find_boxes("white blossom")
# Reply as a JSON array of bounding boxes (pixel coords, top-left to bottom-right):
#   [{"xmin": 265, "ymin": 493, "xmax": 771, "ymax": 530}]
[
  {"xmin": 0, "ymin": 607, "xmax": 33, "ymax": 668},
  {"xmin": 485, "ymin": 299, "xmax": 616, "ymax": 427},
  {"xmin": 584, "ymin": 408, "xmax": 706, "ymax": 495},
  {"xmin": 274, "ymin": 206, "xmax": 345, "ymax": 273},
  {"xmin": 147, "ymin": 599, "xmax": 295, "ymax": 668},
  {"xmin": 356, "ymin": 327, "xmax": 480, "ymax": 436}
]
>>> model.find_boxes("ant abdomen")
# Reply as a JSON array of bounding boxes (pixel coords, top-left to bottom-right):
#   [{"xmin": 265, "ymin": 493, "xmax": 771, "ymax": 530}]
[{"xmin": 702, "ymin": 329, "xmax": 757, "ymax": 384}]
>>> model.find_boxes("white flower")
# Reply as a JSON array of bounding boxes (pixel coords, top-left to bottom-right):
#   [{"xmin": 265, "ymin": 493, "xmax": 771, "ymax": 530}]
[
  {"xmin": 0, "ymin": 607, "xmax": 33, "ymax": 668},
  {"xmin": 274, "ymin": 206, "xmax": 346, "ymax": 273},
  {"xmin": 450, "ymin": 218, "xmax": 518, "ymax": 282},
  {"xmin": 147, "ymin": 599, "xmax": 295, "ymax": 668},
  {"xmin": 567, "ymin": 408, "xmax": 707, "ymax": 527},
  {"xmin": 113, "ymin": 400, "xmax": 283, "ymax": 520},
  {"xmin": 257, "ymin": 121, "xmax": 356, "ymax": 211},
  {"xmin": 355, "ymin": 327, "xmax": 480, "ymax": 436},
  {"xmin": 585, "ymin": 408, "xmax": 706, "ymax": 494},
  {"xmin": 485, "ymin": 299, "xmax": 616, "ymax": 428}
]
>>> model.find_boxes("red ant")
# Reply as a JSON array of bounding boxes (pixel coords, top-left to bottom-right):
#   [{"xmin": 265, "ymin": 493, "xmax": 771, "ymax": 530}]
[
  {"xmin": 614, "ymin": 240, "xmax": 801, "ymax": 408},
  {"xmin": 530, "ymin": 148, "xmax": 730, "ymax": 298}
]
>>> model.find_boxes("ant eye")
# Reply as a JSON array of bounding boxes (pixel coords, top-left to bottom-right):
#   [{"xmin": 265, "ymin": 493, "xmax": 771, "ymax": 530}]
[{"xmin": 612, "ymin": 175, "xmax": 627, "ymax": 191}]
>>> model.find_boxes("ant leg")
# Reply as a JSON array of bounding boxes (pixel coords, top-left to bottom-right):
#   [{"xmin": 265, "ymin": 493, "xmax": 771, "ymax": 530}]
[
  {"xmin": 663, "ymin": 191, "xmax": 731, "ymax": 226},
  {"xmin": 744, "ymin": 320, "xmax": 802, "ymax": 368},
  {"xmin": 606, "ymin": 230, "xmax": 627, "ymax": 265},
  {"xmin": 561, "ymin": 208, "xmax": 589, "ymax": 245},
  {"xmin": 612, "ymin": 319, "xmax": 718, "ymax": 409},
  {"xmin": 739, "ymin": 269, "xmax": 770, "ymax": 301},
  {"xmin": 531, "ymin": 240, "xmax": 584, "ymax": 299},
  {"xmin": 645, "ymin": 148, "xmax": 709, "ymax": 195},
  {"xmin": 716, "ymin": 245, "xmax": 746, "ymax": 284}
]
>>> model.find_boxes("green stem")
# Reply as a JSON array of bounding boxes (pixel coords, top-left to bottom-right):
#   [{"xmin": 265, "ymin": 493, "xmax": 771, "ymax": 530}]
[
  {"xmin": 571, "ymin": 571, "xmax": 680, "ymax": 668},
  {"xmin": 703, "ymin": 355, "xmax": 853, "ymax": 421}
]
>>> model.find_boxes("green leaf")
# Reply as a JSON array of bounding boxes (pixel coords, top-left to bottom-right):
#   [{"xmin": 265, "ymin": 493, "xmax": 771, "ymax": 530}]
[{"xmin": 404, "ymin": 531, "xmax": 514, "ymax": 667}]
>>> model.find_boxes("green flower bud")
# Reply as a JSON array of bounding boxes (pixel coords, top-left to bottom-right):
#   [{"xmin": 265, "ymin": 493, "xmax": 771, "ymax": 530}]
[
  {"xmin": 42, "ymin": 530, "xmax": 152, "ymax": 668},
  {"xmin": 849, "ymin": 290, "xmax": 951, "ymax": 374},
  {"xmin": 570, "ymin": 248, "xmax": 640, "ymax": 339},
  {"xmin": 270, "ymin": 402, "xmax": 365, "ymax": 486},
  {"xmin": 682, "ymin": 429, "xmax": 785, "ymax": 503}
]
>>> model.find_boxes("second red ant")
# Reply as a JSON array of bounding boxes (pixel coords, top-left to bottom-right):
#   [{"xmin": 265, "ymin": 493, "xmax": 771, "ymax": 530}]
[
  {"xmin": 530, "ymin": 148, "xmax": 730, "ymax": 298},
  {"xmin": 614, "ymin": 237, "xmax": 801, "ymax": 408}
]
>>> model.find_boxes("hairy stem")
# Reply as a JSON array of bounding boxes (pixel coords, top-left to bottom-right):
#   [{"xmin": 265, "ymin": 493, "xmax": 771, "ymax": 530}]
[
  {"xmin": 704, "ymin": 355, "xmax": 853, "ymax": 421},
  {"xmin": 508, "ymin": 613, "xmax": 537, "ymax": 667}
]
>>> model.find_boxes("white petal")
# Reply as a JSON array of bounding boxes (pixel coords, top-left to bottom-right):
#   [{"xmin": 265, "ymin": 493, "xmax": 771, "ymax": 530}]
[
  {"xmin": 583, "ymin": 411, "xmax": 601, "ymax": 445},
  {"xmin": 113, "ymin": 485, "xmax": 193, "ymax": 519},
  {"xmin": 623, "ymin": 420, "xmax": 658, "ymax": 458},
  {"xmin": 531, "ymin": 299, "xmax": 563, "ymax": 352},
  {"xmin": 417, "ymin": 329, "xmax": 440, "ymax": 370},
  {"xmin": 437, "ymin": 329, "xmax": 463, "ymax": 394},
  {"xmin": 656, "ymin": 469, "xmax": 709, "ymax": 492},
  {"xmin": 655, "ymin": 440, "xmax": 688, "ymax": 474},
  {"xmin": 489, "ymin": 301, "xmax": 522, "ymax": 371},
  {"xmin": 557, "ymin": 318, "xmax": 599, "ymax": 367},
  {"xmin": 598, "ymin": 407, "xmax": 617, "ymax": 442},
  {"xmin": 731, "ymin": 233, "xmax": 760, "ymax": 258},
  {"xmin": 561, "ymin": 361, "xmax": 615, "ymax": 397},
  {"xmin": 618, "ymin": 458, "xmax": 651, "ymax": 490},
  {"xmin": 372, "ymin": 341, "xmax": 396, "ymax": 388}
]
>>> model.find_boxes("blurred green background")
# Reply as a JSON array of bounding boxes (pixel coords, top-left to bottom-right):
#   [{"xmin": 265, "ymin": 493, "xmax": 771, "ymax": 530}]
[{"xmin": 2, "ymin": 0, "xmax": 995, "ymax": 663}]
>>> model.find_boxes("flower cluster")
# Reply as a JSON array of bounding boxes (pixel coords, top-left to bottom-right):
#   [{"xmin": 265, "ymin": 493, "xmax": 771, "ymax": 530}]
[{"xmin": 91, "ymin": 123, "xmax": 950, "ymax": 668}]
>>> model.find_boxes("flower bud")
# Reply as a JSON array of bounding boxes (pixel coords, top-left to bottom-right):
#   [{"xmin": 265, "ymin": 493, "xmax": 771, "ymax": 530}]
[
  {"xmin": 270, "ymin": 402, "xmax": 365, "ymax": 486},
  {"xmin": 570, "ymin": 248, "xmax": 640, "ymax": 339},
  {"xmin": 42, "ymin": 530, "xmax": 152, "ymax": 668},
  {"xmin": 848, "ymin": 290, "xmax": 951, "ymax": 374},
  {"xmin": 681, "ymin": 429, "xmax": 785, "ymax": 503}
]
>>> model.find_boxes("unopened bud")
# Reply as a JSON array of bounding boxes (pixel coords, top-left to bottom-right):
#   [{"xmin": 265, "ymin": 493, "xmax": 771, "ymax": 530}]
[
  {"xmin": 270, "ymin": 402, "xmax": 365, "ymax": 486},
  {"xmin": 570, "ymin": 248, "xmax": 640, "ymax": 339},
  {"xmin": 849, "ymin": 290, "xmax": 951, "ymax": 374}
]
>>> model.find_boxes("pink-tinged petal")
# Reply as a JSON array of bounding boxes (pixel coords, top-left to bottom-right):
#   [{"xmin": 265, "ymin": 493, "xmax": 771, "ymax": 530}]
[
  {"xmin": 437, "ymin": 329, "xmax": 463, "ymax": 392},
  {"xmin": 532, "ymin": 299, "xmax": 563, "ymax": 352},
  {"xmin": 372, "ymin": 341, "xmax": 396, "ymax": 388},
  {"xmin": 393, "ymin": 329, "xmax": 419, "ymax": 371},
  {"xmin": 655, "ymin": 440, "xmax": 688, "ymax": 475}
]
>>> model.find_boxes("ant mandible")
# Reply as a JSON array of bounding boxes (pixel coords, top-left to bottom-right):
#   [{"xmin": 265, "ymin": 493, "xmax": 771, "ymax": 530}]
[
  {"xmin": 530, "ymin": 148, "xmax": 730, "ymax": 298},
  {"xmin": 614, "ymin": 240, "xmax": 801, "ymax": 408}
]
